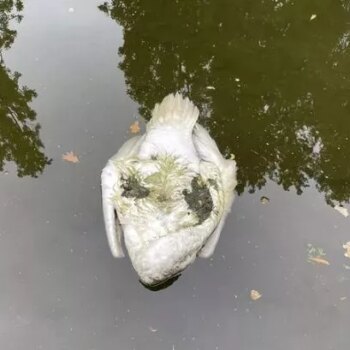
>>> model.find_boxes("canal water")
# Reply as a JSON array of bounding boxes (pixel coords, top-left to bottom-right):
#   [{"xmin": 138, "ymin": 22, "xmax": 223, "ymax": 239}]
[{"xmin": 1, "ymin": 0, "xmax": 349, "ymax": 349}]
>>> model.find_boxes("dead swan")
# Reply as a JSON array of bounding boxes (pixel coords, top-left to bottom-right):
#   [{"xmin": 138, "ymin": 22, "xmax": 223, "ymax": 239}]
[{"xmin": 101, "ymin": 93, "xmax": 237, "ymax": 286}]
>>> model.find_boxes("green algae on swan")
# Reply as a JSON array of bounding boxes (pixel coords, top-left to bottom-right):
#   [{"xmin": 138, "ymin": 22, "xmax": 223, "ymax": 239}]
[{"xmin": 183, "ymin": 176, "xmax": 214, "ymax": 225}]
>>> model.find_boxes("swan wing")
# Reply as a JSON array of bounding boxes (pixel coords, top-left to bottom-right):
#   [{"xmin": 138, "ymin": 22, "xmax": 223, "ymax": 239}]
[
  {"xmin": 193, "ymin": 124, "xmax": 237, "ymax": 258},
  {"xmin": 101, "ymin": 136, "xmax": 143, "ymax": 257}
]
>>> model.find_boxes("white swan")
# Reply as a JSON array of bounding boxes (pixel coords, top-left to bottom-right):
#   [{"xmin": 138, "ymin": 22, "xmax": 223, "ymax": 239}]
[{"xmin": 101, "ymin": 93, "xmax": 237, "ymax": 286}]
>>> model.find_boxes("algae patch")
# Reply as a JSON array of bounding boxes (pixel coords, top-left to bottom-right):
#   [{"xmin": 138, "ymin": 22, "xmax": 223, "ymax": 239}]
[
  {"xmin": 183, "ymin": 176, "xmax": 213, "ymax": 224},
  {"xmin": 144, "ymin": 155, "xmax": 187, "ymax": 205},
  {"xmin": 121, "ymin": 175, "xmax": 150, "ymax": 199},
  {"xmin": 207, "ymin": 178, "xmax": 218, "ymax": 191}
]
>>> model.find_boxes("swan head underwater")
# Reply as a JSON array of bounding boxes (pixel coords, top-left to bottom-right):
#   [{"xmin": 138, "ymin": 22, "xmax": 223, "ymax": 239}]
[{"xmin": 101, "ymin": 93, "xmax": 237, "ymax": 287}]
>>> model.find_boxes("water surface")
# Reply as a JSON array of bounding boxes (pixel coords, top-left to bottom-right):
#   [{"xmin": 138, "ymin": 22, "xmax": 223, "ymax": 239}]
[{"xmin": 1, "ymin": 1, "xmax": 350, "ymax": 349}]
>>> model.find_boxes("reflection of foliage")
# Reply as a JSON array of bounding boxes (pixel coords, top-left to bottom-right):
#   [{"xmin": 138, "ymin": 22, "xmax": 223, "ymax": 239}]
[
  {"xmin": 100, "ymin": 0, "xmax": 350, "ymax": 205},
  {"xmin": 0, "ymin": 0, "xmax": 23, "ymax": 54},
  {"xmin": 0, "ymin": 67, "xmax": 51, "ymax": 176},
  {"xmin": 0, "ymin": 0, "xmax": 51, "ymax": 177}
]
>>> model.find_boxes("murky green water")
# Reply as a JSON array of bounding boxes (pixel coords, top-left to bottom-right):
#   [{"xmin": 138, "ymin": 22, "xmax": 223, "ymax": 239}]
[
  {"xmin": 3, "ymin": 0, "xmax": 350, "ymax": 204},
  {"xmin": 99, "ymin": 0, "xmax": 350, "ymax": 206},
  {"xmin": 1, "ymin": 1, "xmax": 350, "ymax": 349}
]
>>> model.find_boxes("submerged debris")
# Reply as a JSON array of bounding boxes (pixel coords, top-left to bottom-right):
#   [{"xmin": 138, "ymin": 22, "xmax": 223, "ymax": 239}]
[
  {"xmin": 307, "ymin": 244, "xmax": 330, "ymax": 266},
  {"xmin": 343, "ymin": 242, "xmax": 350, "ymax": 258},
  {"xmin": 183, "ymin": 176, "xmax": 213, "ymax": 225},
  {"xmin": 121, "ymin": 175, "xmax": 149, "ymax": 199}
]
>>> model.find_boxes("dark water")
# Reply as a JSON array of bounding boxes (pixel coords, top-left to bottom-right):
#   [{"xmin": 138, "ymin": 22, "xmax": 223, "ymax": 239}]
[{"xmin": 1, "ymin": 0, "xmax": 350, "ymax": 349}]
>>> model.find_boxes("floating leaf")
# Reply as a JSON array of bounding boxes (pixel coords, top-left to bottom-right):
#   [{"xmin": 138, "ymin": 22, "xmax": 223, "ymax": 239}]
[
  {"xmin": 129, "ymin": 121, "xmax": 140, "ymax": 134},
  {"xmin": 62, "ymin": 151, "xmax": 79, "ymax": 163},
  {"xmin": 334, "ymin": 205, "xmax": 349, "ymax": 217},
  {"xmin": 250, "ymin": 289, "xmax": 262, "ymax": 301},
  {"xmin": 308, "ymin": 256, "xmax": 330, "ymax": 266},
  {"xmin": 260, "ymin": 196, "xmax": 270, "ymax": 204}
]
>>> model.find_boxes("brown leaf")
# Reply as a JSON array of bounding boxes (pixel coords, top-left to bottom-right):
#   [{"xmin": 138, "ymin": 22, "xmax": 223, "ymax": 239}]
[
  {"xmin": 129, "ymin": 121, "xmax": 140, "ymax": 134},
  {"xmin": 62, "ymin": 151, "xmax": 79, "ymax": 163},
  {"xmin": 308, "ymin": 256, "xmax": 330, "ymax": 266},
  {"xmin": 250, "ymin": 289, "xmax": 262, "ymax": 301}
]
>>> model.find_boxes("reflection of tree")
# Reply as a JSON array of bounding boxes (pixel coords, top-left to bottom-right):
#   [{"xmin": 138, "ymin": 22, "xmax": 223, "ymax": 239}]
[
  {"xmin": 100, "ymin": 0, "xmax": 350, "ymax": 204},
  {"xmin": 0, "ymin": 0, "xmax": 22, "ymax": 53},
  {"xmin": 0, "ymin": 0, "xmax": 51, "ymax": 177}
]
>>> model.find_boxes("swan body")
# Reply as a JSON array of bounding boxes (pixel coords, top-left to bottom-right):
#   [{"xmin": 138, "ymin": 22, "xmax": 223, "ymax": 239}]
[{"xmin": 101, "ymin": 93, "xmax": 237, "ymax": 286}]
